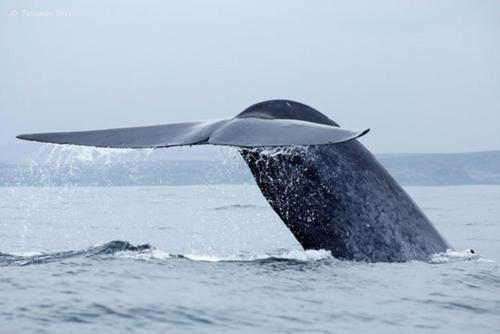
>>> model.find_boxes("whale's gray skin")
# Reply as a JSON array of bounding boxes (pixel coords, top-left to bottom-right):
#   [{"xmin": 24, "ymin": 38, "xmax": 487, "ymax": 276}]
[
  {"xmin": 239, "ymin": 101, "xmax": 449, "ymax": 262},
  {"xmin": 17, "ymin": 115, "xmax": 367, "ymax": 148},
  {"xmin": 17, "ymin": 99, "xmax": 450, "ymax": 262}
]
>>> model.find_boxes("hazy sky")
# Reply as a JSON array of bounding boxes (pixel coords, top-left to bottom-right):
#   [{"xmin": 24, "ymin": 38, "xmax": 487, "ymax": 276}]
[{"xmin": 1, "ymin": 0, "xmax": 499, "ymax": 154}]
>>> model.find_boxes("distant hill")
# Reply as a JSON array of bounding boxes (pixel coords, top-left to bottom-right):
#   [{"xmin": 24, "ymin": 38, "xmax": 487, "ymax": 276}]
[
  {"xmin": 377, "ymin": 151, "xmax": 500, "ymax": 185},
  {"xmin": 0, "ymin": 150, "xmax": 499, "ymax": 186}
]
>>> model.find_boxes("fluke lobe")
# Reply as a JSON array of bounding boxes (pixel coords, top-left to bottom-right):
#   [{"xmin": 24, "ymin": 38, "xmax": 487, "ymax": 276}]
[{"xmin": 17, "ymin": 100, "xmax": 450, "ymax": 262}]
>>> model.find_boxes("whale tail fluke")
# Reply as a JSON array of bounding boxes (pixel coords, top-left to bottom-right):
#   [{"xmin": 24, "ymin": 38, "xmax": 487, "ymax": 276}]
[{"xmin": 17, "ymin": 117, "xmax": 368, "ymax": 149}]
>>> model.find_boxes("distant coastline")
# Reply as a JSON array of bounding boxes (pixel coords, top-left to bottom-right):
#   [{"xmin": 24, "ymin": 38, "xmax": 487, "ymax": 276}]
[
  {"xmin": 0, "ymin": 150, "xmax": 499, "ymax": 187},
  {"xmin": 377, "ymin": 150, "xmax": 500, "ymax": 186}
]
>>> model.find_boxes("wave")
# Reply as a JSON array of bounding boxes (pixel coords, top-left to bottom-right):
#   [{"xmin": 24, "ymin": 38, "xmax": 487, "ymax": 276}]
[
  {"xmin": 181, "ymin": 249, "xmax": 333, "ymax": 262},
  {"xmin": 0, "ymin": 241, "xmax": 333, "ymax": 267},
  {"xmin": 0, "ymin": 241, "xmax": 152, "ymax": 266},
  {"xmin": 1, "ymin": 242, "xmax": 492, "ymax": 267},
  {"xmin": 430, "ymin": 249, "xmax": 494, "ymax": 263}
]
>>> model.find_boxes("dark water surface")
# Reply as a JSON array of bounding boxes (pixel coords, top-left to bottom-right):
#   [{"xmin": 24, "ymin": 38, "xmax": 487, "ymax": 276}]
[{"xmin": 1, "ymin": 185, "xmax": 499, "ymax": 333}]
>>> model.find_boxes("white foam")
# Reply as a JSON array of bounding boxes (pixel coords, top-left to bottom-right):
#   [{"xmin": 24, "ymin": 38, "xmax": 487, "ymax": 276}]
[
  {"xmin": 10, "ymin": 251, "xmax": 42, "ymax": 257},
  {"xmin": 183, "ymin": 249, "xmax": 332, "ymax": 262},
  {"xmin": 183, "ymin": 254, "xmax": 231, "ymax": 262},
  {"xmin": 274, "ymin": 249, "xmax": 333, "ymax": 261},
  {"xmin": 115, "ymin": 249, "xmax": 173, "ymax": 260},
  {"xmin": 430, "ymin": 249, "xmax": 493, "ymax": 263}
]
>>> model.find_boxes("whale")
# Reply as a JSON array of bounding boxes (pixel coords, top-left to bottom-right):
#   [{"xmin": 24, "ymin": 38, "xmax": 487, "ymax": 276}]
[{"xmin": 17, "ymin": 99, "xmax": 450, "ymax": 262}]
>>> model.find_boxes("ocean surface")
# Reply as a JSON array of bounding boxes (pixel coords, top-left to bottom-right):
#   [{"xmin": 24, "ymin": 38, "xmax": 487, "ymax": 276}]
[{"xmin": 1, "ymin": 184, "xmax": 499, "ymax": 333}]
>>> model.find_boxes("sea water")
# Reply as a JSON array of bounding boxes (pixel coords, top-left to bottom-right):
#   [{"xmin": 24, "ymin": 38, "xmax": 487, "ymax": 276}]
[{"xmin": 0, "ymin": 185, "xmax": 499, "ymax": 333}]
